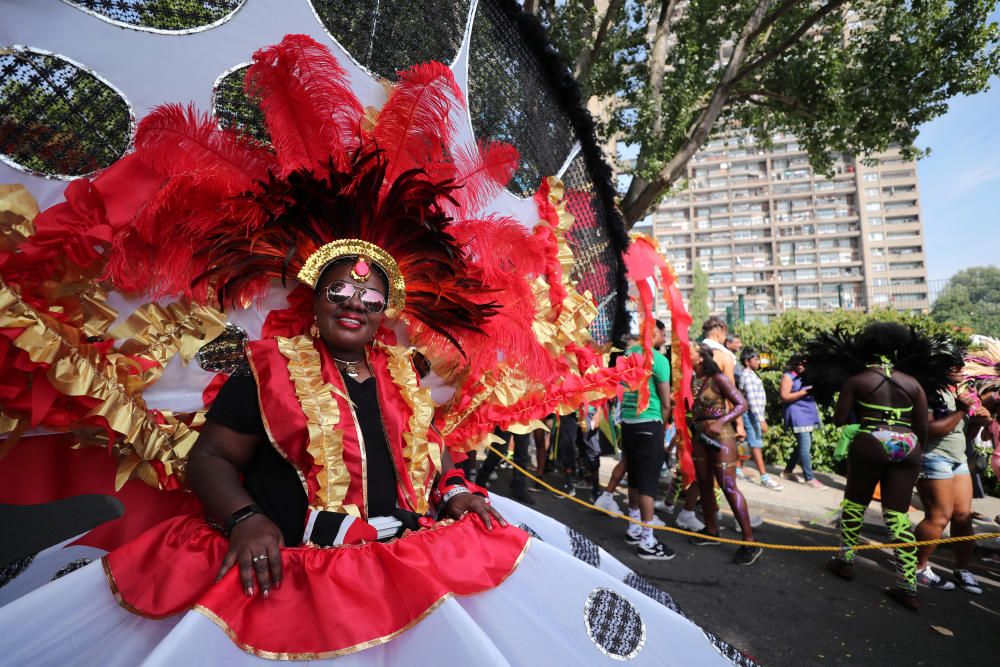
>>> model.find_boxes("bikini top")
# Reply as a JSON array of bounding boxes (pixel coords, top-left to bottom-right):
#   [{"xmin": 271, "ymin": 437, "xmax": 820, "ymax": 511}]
[{"xmin": 855, "ymin": 357, "xmax": 914, "ymax": 432}]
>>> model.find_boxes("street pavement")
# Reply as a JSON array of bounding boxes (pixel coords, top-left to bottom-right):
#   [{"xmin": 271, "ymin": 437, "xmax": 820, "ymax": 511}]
[{"xmin": 488, "ymin": 459, "xmax": 1000, "ymax": 666}]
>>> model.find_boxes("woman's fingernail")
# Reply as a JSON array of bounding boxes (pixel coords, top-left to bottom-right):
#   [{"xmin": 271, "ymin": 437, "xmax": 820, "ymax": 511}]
[
  {"xmin": 245, "ymin": 587, "xmax": 254, "ymax": 597},
  {"xmin": 262, "ymin": 589, "xmax": 270, "ymax": 599}
]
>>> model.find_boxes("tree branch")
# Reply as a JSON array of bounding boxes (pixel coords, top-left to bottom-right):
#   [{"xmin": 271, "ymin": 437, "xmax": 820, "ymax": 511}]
[
  {"xmin": 730, "ymin": 0, "xmax": 850, "ymax": 88},
  {"xmin": 575, "ymin": 0, "xmax": 626, "ymax": 84},
  {"xmin": 622, "ymin": 0, "xmax": 777, "ymax": 226}
]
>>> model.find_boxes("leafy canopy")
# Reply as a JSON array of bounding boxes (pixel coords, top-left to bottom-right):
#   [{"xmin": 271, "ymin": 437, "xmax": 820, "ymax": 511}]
[{"xmin": 531, "ymin": 1, "xmax": 1000, "ymax": 225}]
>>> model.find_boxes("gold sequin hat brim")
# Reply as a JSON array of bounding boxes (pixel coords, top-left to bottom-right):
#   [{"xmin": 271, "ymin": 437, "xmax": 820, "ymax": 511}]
[{"xmin": 297, "ymin": 239, "xmax": 406, "ymax": 318}]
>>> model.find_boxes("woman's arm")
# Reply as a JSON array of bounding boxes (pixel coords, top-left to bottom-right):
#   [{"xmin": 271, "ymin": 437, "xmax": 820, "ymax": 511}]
[
  {"xmin": 188, "ymin": 423, "xmax": 283, "ymax": 598},
  {"xmin": 780, "ymin": 373, "xmax": 809, "ymax": 403},
  {"xmin": 833, "ymin": 377, "xmax": 856, "ymax": 427},
  {"xmin": 714, "ymin": 373, "xmax": 748, "ymax": 425}
]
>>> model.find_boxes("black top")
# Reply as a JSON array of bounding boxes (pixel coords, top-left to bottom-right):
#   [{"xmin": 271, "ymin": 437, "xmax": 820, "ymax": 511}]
[{"xmin": 206, "ymin": 371, "xmax": 398, "ymax": 544}]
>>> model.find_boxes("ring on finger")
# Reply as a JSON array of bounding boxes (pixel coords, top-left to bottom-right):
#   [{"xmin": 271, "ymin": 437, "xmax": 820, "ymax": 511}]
[{"xmin": 252, "ymin": 555, "xmax": 269, "ymax": 564}]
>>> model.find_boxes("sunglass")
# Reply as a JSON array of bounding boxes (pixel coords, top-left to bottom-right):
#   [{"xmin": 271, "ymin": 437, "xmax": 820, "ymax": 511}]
[{"xmin": 325, "ymin": 281, "xmax": 387, "ymax": 313}]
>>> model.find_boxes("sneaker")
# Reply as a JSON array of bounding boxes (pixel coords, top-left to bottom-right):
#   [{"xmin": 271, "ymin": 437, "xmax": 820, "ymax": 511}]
[
  {"xmin": 916, "ymin": 566, "xmax": 955, "ymax": 591},
  {"xmin": 780, "ymin": 471, "xmax": 802, "ymax": 483},
  {"xmin": 732, "ymin": 544, "xmax": 763, "ymax": 565},
  {"xmin": 733, "ymin": 514, "xmax": 764, "ymax": 531},
  {"xmin": 648, "ymin": 515, "xmax": 666, "ymax": 528},
  {"xmin": 954, "ymin": 569, "xmax": 983, "ymax": 595},
  {"xmin": 760, "ymin": 475, "xmax": 784, "ymax": 491},
  {"xmin": 675, "ymin": 509, "xmax": 706, "ymax": 532},
  {"xmin": 638, "ymin": 541, "xmax": 676, "ymax": 561},
  {"xmin": 528, "ymin": 481, "xmax": 544, "ymax": 494},
  {"xmin": 489, "ymin": 471, "xmax": 498, "ymax": 482},
  {"xmin": 624, "ymin": 528, "xmax": 642, "ymax": 545},
  {"xmin": 554, "ymin": 478, "xmax": 576, "ymax": 500},
  {"xmin": 885, "ymin": 587, "xmax": 920, "ymax": 611},
  {"xmin": 594, "ymin": 491, "xmax": 619, "ymax": 513},
  {"xmin": 654, "ymin": 498, "xmax": 674, "ymax": 512},
  {"xmin": 735, "ymin": 467, "xmax": 746, "ymax": 480},
  {"xmin": 688, "ymin": 528, "xmax": 721, "ymax": 546},
  {"xmin": 805, "ymin": 478, "xmax": 825, "ymax": 489},
  {"xmin": 827, "ymin": 557, "xmax": 854, "ymax": 581}
]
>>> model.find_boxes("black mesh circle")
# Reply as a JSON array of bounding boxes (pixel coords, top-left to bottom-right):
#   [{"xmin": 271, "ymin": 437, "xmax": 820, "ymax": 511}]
[
  {"xmin": 212, "ymin": 65, "xmax": 270, "ymax": 145},
  {"xmin": 65, "ymin": 0, "xmax": 245, "ymax": 31},
  {"xmin": 310, "ymin": 0, "xmax": 471, "ymax": 79},
  {"xmin": 0, "ymin": 49, "xmax": 132, "ymax": 178}
]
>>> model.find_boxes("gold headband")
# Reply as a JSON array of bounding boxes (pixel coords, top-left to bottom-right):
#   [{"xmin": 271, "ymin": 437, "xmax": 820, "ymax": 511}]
[{"xmin": 297, "ymin": 239, "xmax": 405, "ymax": 318}]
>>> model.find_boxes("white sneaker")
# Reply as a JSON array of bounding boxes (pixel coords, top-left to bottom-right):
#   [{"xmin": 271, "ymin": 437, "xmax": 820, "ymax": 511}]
[
  {"xmin": 733, "ymin": 514, "xmax": 764, "ymax": 530},
  {"xmin": 594, "ymin": 491, "xmax": 619, "ymax": 513},
  {"xmin": 760, "ymin": 475, "xmax": 784, "ymax": 491},
  {"xmin": 654, "ymin": 499, "xmax": 673, "ymax": 512},
  {"xmin": 676, "ymin": 509, "xmax": 706, "ymax": 532},
  {"xmin": 916, "ymin": 566, "xmax": 955, "ymax": 590},
  {"xmin": 648, "ymin": 515, "xmax": 666, "ymax": 527}
]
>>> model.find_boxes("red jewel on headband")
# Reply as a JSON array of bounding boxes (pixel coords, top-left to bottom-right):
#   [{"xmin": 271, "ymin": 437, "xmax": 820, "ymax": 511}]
[{"xmin": 352, "ymin": 257, "xmax": 370, "ymax": 282}]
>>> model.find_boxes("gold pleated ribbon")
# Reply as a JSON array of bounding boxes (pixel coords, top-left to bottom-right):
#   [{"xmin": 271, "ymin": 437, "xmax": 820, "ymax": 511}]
[
  {"xmin": 0, "ymin": 278, "xmax": 198, "ymax": 489},
  {"xmin": 379, "ymin": 342, "xmax": 439, "ymax": 515},
  {"xmin": 276, "ymin": 336, "xmax": 353, "ymax": 515}
]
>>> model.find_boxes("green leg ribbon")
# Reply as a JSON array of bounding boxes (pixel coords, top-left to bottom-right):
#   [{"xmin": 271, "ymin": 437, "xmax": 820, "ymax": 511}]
[
  {"xmin": 884, "ymin": 508, "xmax": 917, "ymax": 592},
  {"xmin": 838, "ymin": 499, "xmax": 867, "ymax": 563}
]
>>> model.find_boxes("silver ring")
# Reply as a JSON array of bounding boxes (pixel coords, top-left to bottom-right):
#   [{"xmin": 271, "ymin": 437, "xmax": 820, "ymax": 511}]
[{"xmin": 252, "ymin": 555, "xmax": 268, "ymax": 563}]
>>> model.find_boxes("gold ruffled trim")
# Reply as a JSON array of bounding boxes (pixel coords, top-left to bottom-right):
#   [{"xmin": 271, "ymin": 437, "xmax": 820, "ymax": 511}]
[
  {"xmin": 378, "ymin": 342, "xmax": 439, "ymax": 515},
  {"xmin": 0, "ymin": 279, "xmax": 197, "ymax": 488},
  {"xmin": 276, "ymin": 336, "xmax": 351, "ymax": 514},
  {"xmin": 112, "ymin": 300, "xmax": 227, "ymax": 387}
]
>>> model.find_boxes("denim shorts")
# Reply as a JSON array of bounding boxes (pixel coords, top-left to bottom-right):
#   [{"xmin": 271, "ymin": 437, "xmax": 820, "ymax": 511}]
[
  {"xmin": 743, "ymin": 412, "xmax": 764, "ymax": 449},
  {"xmin": 920, "ymin": 450, "xmax": 970, "ymax": 480}
]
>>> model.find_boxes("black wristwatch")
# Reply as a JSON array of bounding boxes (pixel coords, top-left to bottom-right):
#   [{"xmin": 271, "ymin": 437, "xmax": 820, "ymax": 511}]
[{"xmin": 222, "ymin": 504, "xmax": 263, "ymax": 536}]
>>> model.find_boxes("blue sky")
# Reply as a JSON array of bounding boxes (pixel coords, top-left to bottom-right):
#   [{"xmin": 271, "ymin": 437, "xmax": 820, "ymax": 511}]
[{"xmin": 916, "ymin": 75, "xmax": 1000, "ymax": 282}]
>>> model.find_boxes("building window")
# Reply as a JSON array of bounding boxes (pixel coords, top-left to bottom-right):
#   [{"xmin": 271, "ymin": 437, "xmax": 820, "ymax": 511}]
[
  {"xmin": 868, "ymin": 232, "xmax": 883, "ymax": 241},
  {"xmin": 863, "ymin": 173, "xmax": 879, "ymax": 181},
  {"xmin": 865, "ymin": 202, "xmax": 882, "ymax": 211},
  {"xmin": 864, "ymin": 188, "xmax": 880, "ymax": 196},
  {"xmin": 872, "ymin": 263, "xmax": 887, "ymax": 271}
]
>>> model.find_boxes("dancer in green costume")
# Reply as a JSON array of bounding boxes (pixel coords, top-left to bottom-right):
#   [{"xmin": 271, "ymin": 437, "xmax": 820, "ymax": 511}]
[{"xmin": 802, "ymin": 322, "xmax": 962, "ymax": 611}]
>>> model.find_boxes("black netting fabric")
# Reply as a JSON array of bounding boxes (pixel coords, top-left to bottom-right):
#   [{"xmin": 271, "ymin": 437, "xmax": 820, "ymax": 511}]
[
  {"xmin": 212, "ymin": 66, "xmax": 270, "ymax": 145},
  {"xmin": 310, "ymin": 0, "xmax": 471, "ymax": 80},
  {"xmin": 65, "ymin": 0, "xmax": 244, "ymax": 31},
  {"xmin": 469, "ymin": 0, "xmax": 629, "ymax": 345},
  {"xmin": 562, "ymin": 154, "xmax": 617, "ymax": 345},
  {"xmin": 0, "ymin": 49, "xmax": 132, "ymax": 177},
  {"xmin": 468, "ymin": 0, "xmax": 575, "ymax": 197}
]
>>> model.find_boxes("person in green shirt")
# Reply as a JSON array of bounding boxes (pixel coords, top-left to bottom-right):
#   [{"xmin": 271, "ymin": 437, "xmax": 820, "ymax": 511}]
[{"xmin": 617, "ymin": 320, "xmax": 675, "ymax": 561}]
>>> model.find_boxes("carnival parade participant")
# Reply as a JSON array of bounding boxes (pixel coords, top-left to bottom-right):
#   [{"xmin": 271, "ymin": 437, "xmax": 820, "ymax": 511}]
[
  {"xmin": 0, "ymin": 34, "xmax": 745, "ymax": 665},
  {"xmin": 803, "ymin": 322, "xmax": 959, "ymax": 610},
  {"xmin": 618, "ymin": 320, "xmax": 676, "ymax": 560},
  {"xmin": 738, "ymin": 348, "xmax": 782, "ymax": 491},
  {"xmin": 779, "ymin": 354, "xmax": 824, "ymax": 488},
  {"xmin": 914, "ymin": 366, "xmax": 989, "ymax": 594},
  {"xmin": 687, "ymin": 343, "xmax": 761, "ymax": 566}
]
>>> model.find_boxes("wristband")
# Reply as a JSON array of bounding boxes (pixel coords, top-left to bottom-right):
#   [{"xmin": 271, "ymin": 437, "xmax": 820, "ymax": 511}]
[
  {"xmin": 441, "ymin": 485, "xmax": 471, "ymax": 506},
  {"xmin": 222, "ymin": 504, "xmax": 262, "ymax": 536}
]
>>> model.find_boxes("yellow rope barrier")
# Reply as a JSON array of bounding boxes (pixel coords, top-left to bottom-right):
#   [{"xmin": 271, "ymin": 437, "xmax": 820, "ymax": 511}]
[{"xmin": 486, "ymin": 445, "xmax": 1000, "ymax": 552}]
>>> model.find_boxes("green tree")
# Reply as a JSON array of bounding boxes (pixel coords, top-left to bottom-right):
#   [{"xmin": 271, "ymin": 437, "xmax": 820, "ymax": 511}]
[
  {"xmin": 931, "ymin": 266, "xmax": 1000, "ymax": 337},
  {"xmin": 529, "ymin": 1, "xmax": 1000, "ymax": 226},
  {"xmin": 688, "ymin": 264, "xmax": 709, "ymax": 340}
]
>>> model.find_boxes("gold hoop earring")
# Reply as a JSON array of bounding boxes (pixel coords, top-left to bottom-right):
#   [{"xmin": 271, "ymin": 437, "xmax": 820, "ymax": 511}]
[{"xmin": 310, "ymin": 321, "xmax": 320, "ymax": 339}]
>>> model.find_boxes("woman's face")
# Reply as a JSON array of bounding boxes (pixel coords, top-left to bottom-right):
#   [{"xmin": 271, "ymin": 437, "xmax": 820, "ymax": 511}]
[
  {"xmin": 690, "ymin": 345, "xmax": 704, "ymax": 376},
  {"xmin": 314, "ymin": 260, "xmax": 387, "ymax": 355}
]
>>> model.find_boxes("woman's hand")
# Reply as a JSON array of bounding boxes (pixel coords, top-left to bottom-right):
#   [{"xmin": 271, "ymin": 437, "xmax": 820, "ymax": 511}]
[
  {"xmin": 443, "ymin": 493, "xmax": 507, "ymax": 531},
  {"xmin": 216, "ymin": 514, "xmax": 284, "ymax": 598}
]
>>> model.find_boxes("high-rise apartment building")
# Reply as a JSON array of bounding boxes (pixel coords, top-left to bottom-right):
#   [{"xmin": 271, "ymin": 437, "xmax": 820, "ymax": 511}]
[{"xmin": 645, "ymin": 131, "xmax": 929, "ymax": 323}]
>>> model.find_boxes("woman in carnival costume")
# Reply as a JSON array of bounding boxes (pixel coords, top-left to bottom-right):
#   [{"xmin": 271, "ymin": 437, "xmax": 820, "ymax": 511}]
[
  {"xmin": 687, "ymin": 343, "xmax": 760, "ymax": 566},
  {"xmin": 802, "ymin": 322, "xmax": 960, "ymax": 610},
  {"xmin": 0, "ymin": 35, "xmax": 748, "ymax": 665}
]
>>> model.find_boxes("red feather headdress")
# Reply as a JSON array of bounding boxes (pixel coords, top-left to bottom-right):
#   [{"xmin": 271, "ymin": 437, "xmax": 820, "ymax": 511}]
[{"xmin": 96, "ymin": 34, "xmax": 531, "ymax": 355}]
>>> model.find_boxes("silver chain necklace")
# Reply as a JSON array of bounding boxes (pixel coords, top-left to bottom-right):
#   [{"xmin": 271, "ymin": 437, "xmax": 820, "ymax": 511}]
[{"xmin": 333, "ymin": 356, "xmax": 363, "ymax": 378}]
